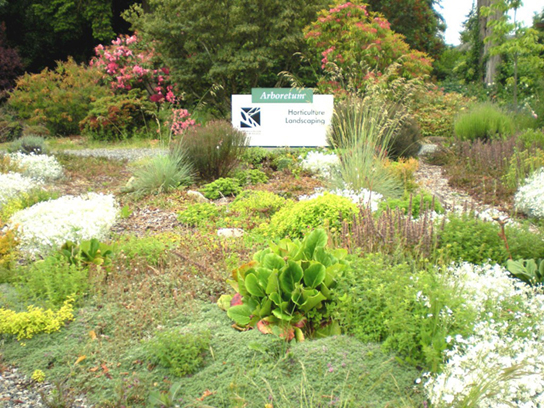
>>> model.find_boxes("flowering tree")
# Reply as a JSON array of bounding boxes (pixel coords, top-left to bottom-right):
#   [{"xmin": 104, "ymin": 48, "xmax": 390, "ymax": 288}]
[
  {"xmin": 304, "ymin": 1, "xmax": 433, "ymax": 95},
  {"xmin": 91, "ymin": 34, "xmax": 177, "ymax": 104}
]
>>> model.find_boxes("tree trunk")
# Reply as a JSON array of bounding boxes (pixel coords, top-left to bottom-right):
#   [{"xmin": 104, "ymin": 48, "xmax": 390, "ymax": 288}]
[{"xmin": 478, "ymin": 0, "xmax": 501, "ymax": 84}]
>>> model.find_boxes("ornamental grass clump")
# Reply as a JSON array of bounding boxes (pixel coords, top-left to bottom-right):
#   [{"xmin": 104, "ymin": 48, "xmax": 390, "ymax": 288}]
[
  {"xmin": 454, "ymin": 102, "xmax": 515, "ymax": 141},
  {"xmin": 514, "ymin": 168, "xmax": 544, "ymax": 219},
  {"xmin": 9, "ymin": 193, "xmax": 118, "ymax": 257},
  {"xmin": 328, "ymin": 96, "xmax": 404, "ymax": 199},
  {"xmin": 9, "ymin": 152, "xmax": 63, "ymax": 181},
  {"xmin": 0, "ymin": 172, "xmax": 41, "ymax": 209}
]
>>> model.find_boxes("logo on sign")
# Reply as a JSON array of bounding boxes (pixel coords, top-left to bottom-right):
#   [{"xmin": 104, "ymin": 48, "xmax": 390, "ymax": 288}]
[{"xmin": 240, "ymin": 107, "xmax": 261, "ymax": 128}]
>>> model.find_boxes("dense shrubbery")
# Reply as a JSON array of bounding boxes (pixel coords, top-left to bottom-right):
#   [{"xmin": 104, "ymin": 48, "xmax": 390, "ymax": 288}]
[
  {"xmin": 7, "ymin": 59, "xmax": 110, "ymax": 136},
  {"xmin": 454, "ymin": 102, "xmax": 515, "ymax": 141}
]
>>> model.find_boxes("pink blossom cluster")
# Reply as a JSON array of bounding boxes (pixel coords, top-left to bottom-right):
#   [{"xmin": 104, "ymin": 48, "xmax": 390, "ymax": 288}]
[
  {"xmin": 91, "ymin": 34, "xmax": 176, "ymax": 104},
  {"xmin": 170, "ymin": 109, "xmax": 196, "ymax": 136}
]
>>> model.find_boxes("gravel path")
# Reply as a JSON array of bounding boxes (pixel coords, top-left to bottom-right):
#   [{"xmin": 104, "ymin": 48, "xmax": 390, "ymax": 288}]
[{"xmin": 57, "ymin": 147, "xmax": 167, "ymax": 161}]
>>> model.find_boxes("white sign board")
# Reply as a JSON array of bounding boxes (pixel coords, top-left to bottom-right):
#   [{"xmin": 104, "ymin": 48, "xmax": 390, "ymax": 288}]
[{"xmin": 231, "ymin": 91, "xmax": 334, "ymax": 147}]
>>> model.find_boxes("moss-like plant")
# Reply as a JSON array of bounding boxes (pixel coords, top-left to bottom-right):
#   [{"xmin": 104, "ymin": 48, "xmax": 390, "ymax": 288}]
[
  {"xmin": 220, "ymin": 229, "xmax": 348, "ymax": 341},
  {"xmin": 201, "ymin": 177, "xmax": 242, "ymax": 200}
]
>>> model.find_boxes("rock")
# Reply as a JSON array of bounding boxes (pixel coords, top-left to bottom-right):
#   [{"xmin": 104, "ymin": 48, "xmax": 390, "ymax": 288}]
[
  {"xmin": 217, "ymin": 228, "xmax": 244, "ymax": 238},
  {"xmin": 186, "ymin": 190, "xmax": 209, "ymax": 203},
  {"xmin": 418, "ymin": 144, "xmax": 438, "ymax": 156}
]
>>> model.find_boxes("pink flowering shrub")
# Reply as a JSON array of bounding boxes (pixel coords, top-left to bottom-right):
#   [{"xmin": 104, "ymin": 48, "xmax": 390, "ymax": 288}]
[
  {"xmin": 91, "ymin": 34, "xmax": 177, "ymax": 104},
  {"xmin": 170, "ymin": 109, "xmax": 197, "ymax": 136},
  {"xmin": 304, "ymin": 2, "xmax": 433, "ymax": 95}
]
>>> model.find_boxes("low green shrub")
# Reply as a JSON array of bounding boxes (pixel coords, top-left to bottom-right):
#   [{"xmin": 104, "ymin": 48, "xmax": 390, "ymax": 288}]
[
  {"xmin": 8, "ymin": 135, "xmax": 47, "ymax": 155},
  {"xmin": 378, "ymin": 191, "xmax": 444, "ymax": 218},
  {"xmin": 15, "ymin": 256, "xmax": 88, "ymax": 308},
  {"xmin": 0, "ymin": 189, "xmax": 59, "ymax": 221},
  {"xmin": 176, "ymin": 120, "xmax": 248, "ymax": 181},
  {"xmin": 240, "ymin": 147, "xmax": 270, "ymax": 167},
  {"xmin": 454, "ymin": 102, "xmax": 515, "ymax": 141},
  {"xmin": 518, "ymin": 128, "xmax": 544, "ymax": 149},
  {"xmin": 266, "ymin": 193, "xmax": 357, "ymax": 239},
  {"xmin": 502, "ymin": 148, "xmax": 544, "ymax": 189},
  {"xmin": 438, "ymin": 214, "xmax": 544, "ymax": 265},
  {"xmin": 79, "ymin": 89, "xmax": 158, "ymax": 141},
  {"xmin": 147, "ymin": 329, "xmax": 211, "ymax": 377},
  {"xmin": 335, "ymin": 254, "xmax": 477, "ymax": 371},
  {"xmin": 235, "ymin": 169, "xmax": 268, "ymax": 186},
  {"xmin": 115, "ymin": 235, "xmax": 171, "ymax": 266},
  {"xmin": 230, "ymin": 190, "xmax": 285, "ymax": 219},
  {"xmin": 201, "ymin": 177, "xmax": 242, "ymax": 200},
  {"xmin": 178, "ymin": 203, "xmax": 220, "ymax": 227},
  {"xmin": 8, "ymin": 58, "xmax": 110, "ymax": 136}
]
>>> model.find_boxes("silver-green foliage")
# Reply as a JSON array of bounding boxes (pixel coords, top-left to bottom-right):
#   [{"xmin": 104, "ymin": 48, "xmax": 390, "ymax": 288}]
[{"xmin": 328, "ymin": 97, "xmax": 403, "ymax": 199}]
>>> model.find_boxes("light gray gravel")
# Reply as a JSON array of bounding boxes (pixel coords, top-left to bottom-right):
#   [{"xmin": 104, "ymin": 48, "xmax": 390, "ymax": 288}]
[
  {"xmin": 0, "ymin": 366, "xmax": 91, "ymax": 407},
  {"xmin": 57, "ymin": 147, "xmax": 168, "ymax": 162}
]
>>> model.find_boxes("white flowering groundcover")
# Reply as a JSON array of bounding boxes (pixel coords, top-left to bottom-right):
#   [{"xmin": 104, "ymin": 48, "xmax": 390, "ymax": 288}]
[
  {"xmin": 299, "ymin": 187, "xmax": 383, "ymax": 211},
  {"xmin": 515, "ymin": 168, "xmax": 544, "ymax": 219},
  {"xmin": 9, "ymin": 193, "xmax": 119, "ymax": 257},
  {"xmin": 9, "ymin": 152, "xmax": 64, "ymax": 182},
  {"xmin": 0, "ymin": 172, "xmax": 42, "ymax": 209},
  {"xmin": 424, "ymin": 262, "xmax": 544, "ymax": 407},
  {"xmin": 300, "ymin": 151, "xmax": 339, "ymax": 179}
]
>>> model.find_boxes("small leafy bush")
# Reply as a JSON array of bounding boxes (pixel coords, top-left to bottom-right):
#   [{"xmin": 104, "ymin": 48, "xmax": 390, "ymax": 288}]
[
  {"xmin": 454, "ymin": 103, "xmax": 515, "ymax": 141},
  {"xmin": 15, "ymin": 256, "xmax": 88, "ymax": 307},
  {"xmin": 389, "ymin": 115, "xmax": 423, "ymax": 159},
  {"xmin": 115, "ymin": 235, "xmax": 171, "ymax": 266},
  {"xmin": 266, "ymin": 193, "xmax": 357, "ymax": 239},
  {"xmin": 409, "ymin": 87, "xmax": 474, "ymax": 138},
  {"xmin": 384, "ymin": 157, "xmax": 419, "ymax": 191},
  {"xmin": 0, "ymin": 189, "xmax": 59, "ymax": 222},
  {"xmin": 0, "ymin": 153, "xmax": 21, "ymax": 174},
  {"xmin": 201, "ymin": 177, "xmax": 242, "ymax": 200},
  {"xmin": 0, "ymin": 296, "xmax": 75, "ymax": 340},
  {"xmin": 147, "ymin": 329, "xmax": 211, "ymax": 376},
  {"xmin": 80, "ymin": 89, "xmax": 158, "ymax": 141},
  {"xmin": 8, "ymin": 58, "xmax": 111, "ymax": 136},
  {"xmin": 176, "ymin": 120, "xmax": 248, "ymax": 181},
  {"xmin": 178, "ymin": 203, "xmax": 220, "ymax": 227},
  {"xmin": 230, "ymin": 190, "xmax": 286, "ymax": 219},
  {"xmin": 0, "ymin": 227, "xmax": 18, "ymax": 283},
  {"xmin": 503, "ymin": 148, "xmax": 544, "ymax": 189},
  {"xmin": 335, "ymin": 254, "xmax": 476, "ymax": 370},
  {"xmin": 235, "ymin": 169, "xmax": 268, "ymax": 186},
  {"xmin": 438, "ymin": 214, "xmax": 544, "ymax": 264},
  {"xmin": 8, "ymin": 135, "xmax": 47, "ymax": 155},
  {"xmin": 60, "ymin": 238, "xmax": 114, "ymax": 268},
  {"xmin": 222, "ymin": 229, "xmax": 348, "ymax": 340},
  {"xmin": 518, "ymin": 128, "xmax": 544, "ymax": 149},
  {"xmin": 129, "ymin": 148, "xmax": 193, "ymax": 196},
  {"xmin": 241, "ymin": 147, "xmax": 270, "ymax": 167},
  {"xmin": 378, "ymin": 192, "xmax": 444, "ymax": 218},
  {"xmin": 0, "ymin": 107, "xmax": 23, "ymax": 143}
]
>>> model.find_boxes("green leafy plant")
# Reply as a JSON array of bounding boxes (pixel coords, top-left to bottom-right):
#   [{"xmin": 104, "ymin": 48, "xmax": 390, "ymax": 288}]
[
  {"xmin": 79, "ymin": 89, "xmax": 158, "ymax": 141},
  {"xmin": 506, "ymin": 259, "xmax": 544, "ymax": 287},
  {"xmin": 221, "ymin": 229, "xmax": 348, "ymax": 340},
  {"xmin": 15, "ymin": 256, "xmax": 88, "ymax": 307},
  {"xmin": 177, "ymin": 202, "xmax": 220, "ymax": 227},
  {"xmin": 147, "ymin": 329, "xmax": 211, "ymax": 377},
  {"xmin": 175, "ymin": 120, "xmax": 248, "ymax": 181},
  {"xmin": 201, "ymin": 177, "xmax": 242, "ymax": 200},
  {"xmin": 241, "ymin": 147, "xmax": 270, "ymax": 167},
  {"xmin": 60, "ymin": 238, "xmax": 114, "ymax": 268},
  {"xmin": 502, "ymin": 148, "xmax": 544, "ymax": 189},
  {"xmin": 454, "ymin": 102, "xmax": 515, "ymax": 141},
  {"xmin": 230, "ymin": 190, "xmax": 286, "ymax": 219},
  {"xmin": 518, "ymin": 128, "xmax": 544, "ymax": 149},
  {"xmin": 8, "ymin": 134, "xmax": 47, "ymax": 155},
  {"xmin": 0, "ymin": 189, "xmax": 59, "ymax": 222},
  {"xmin": 7, "ymin": 58, "xmax": 110, "ymax": 136},
  {"xmin": 148, "ymin": 382, "xmax": 182, "ymax": 408},
  {"xmin": 378, "ymin": 192, "xmax": 444, "ymax": 218},
  {"xmin": 235, "ymin": 169, "xmax": 268, "ymax": 186},
  {"xmin": 266, "ymin": 193, "xmax": 356, "ymax": 239}
]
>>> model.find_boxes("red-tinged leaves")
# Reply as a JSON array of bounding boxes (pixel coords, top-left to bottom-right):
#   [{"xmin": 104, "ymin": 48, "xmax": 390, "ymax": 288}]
[
  {"xmin": 196, "ymin": 389, "xmax": 216, "ymax": 401},
  {"xmin": 230, "ymin": 293, "xmax": 243, "ymax": 307},
  {"xmin": 257, "ymin": 320, "xmax": 273, "ymax": 335},
  {"xmin": 279, "ymin": 327, "xmax": 295, "ymax": 341}
]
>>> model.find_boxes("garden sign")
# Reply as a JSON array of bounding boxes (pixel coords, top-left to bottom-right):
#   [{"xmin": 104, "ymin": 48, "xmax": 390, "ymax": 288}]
[{"xmin": 231, "ymin": 89, "xmax": 334, "ymax": 147}]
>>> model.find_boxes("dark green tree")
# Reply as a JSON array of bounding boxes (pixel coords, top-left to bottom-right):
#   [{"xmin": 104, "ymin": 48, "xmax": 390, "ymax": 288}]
[
  {"xmin": 126, "ymin": 0, "xmax": 328, "ymax": 115},
  {"xmin": 0, "ymin": 0, "xmax": 138, "ymax": 72},
  {"xmin": 364, "ymin": 0, "xmax": 446, "ymax": 59}
]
